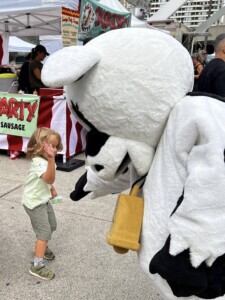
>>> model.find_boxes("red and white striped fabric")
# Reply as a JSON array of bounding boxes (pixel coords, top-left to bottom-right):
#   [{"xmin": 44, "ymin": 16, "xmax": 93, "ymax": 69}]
[
  {"xmin": 0, "ymin": 97, "xmax": 87, "ymax": 158},
  {"xmin": 0, "ymin": 33, "xmax": 9, "ymax": 65}
]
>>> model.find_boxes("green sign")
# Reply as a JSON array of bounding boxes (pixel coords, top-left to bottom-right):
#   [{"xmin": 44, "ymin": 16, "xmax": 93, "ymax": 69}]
[
  {"xmin": 0, "ymin": 93, "xmax": 40, "ymax": 137},
  {"xmin": 78, "ymin": 0, "xmax": 131, "ymax": 41}
]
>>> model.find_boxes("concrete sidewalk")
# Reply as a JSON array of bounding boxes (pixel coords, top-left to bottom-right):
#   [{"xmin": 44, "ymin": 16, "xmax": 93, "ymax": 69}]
[{"xmin": 0, "ymin": 151, "xmax": 160, "ymax": 300}]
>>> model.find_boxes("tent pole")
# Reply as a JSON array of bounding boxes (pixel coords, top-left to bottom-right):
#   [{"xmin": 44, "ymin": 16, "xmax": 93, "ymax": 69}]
[
  {"xmin": 26, "ymin": 13, "xmax": 31, "ymax": 29},
  {"xmin": 4, "ymin": 21, "xmax": 9, "ymax": 32}
]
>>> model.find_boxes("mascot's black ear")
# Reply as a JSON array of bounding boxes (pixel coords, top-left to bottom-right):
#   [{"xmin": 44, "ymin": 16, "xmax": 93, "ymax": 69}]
[{"xmin": 70, "ymin": 171, "xmax": 90, "ymax": 201}]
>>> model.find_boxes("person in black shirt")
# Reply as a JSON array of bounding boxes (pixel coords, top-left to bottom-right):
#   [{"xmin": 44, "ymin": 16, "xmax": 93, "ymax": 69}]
[
  {"xmin": 198, "ymin": 33, "xmax": 225, "ymax": 97},
  {"xmin": 18, "ymin": 53, "xmax": 32, "ymax": 94},
  {"xmin": 29, "ymin": 45, "xmax": 49, "ymax": 94}
]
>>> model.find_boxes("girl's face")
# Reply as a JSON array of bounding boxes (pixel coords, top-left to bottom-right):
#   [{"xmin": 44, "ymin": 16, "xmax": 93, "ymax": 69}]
[{"xmin": 48, "ymin": 135, "xmax": 60, "ymax": 153}]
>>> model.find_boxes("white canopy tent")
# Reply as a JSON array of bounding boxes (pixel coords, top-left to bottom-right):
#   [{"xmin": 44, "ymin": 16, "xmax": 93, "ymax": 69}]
[
  {"xmin": 0, "ymin": 0, "xmax": 79, "ymax": 37},
  {"xmin": 0, "ymin": 0, "xmax": 152, "ymax": 63},
  {"xmin": 9, "ymin": 36, "xmax": 35, "ymax": 52},
  {"xmin": 0, "ymin": 0, "xmax": 150, "ymax": 38},
  {"xmin": 0, "ymin": 0, "xmax": 79, "ymax": 63}
]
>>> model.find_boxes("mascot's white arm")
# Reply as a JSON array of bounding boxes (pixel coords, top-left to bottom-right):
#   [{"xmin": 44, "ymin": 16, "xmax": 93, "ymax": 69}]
[{"xmin": 167, "ymin": 96, "xmax": 225, "ymax": 268}]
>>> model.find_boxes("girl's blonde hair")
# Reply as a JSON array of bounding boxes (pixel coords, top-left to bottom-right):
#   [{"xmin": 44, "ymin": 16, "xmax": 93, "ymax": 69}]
[{"xmin": 26, "ymin": 127, "xmax": 63, "ymax": 158}]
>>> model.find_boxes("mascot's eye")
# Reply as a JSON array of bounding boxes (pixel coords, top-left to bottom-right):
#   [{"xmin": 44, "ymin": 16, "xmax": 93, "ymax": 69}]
[
  {"xmin": 85, "ymin": 129, "xmax": 109, "ymax": 157},
  {"xmin": 94, "ymin": 164, "xmax": 104, "ymax": 172}
]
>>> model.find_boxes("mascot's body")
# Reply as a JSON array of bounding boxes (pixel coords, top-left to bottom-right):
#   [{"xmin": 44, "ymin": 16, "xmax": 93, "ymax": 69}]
[{"xmin": 42, "ymin": 28, "xmax": 225, "ymax": 299}]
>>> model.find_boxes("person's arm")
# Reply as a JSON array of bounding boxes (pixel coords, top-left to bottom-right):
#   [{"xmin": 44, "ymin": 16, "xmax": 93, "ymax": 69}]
[
  {"xmin": 50, "ymin": 185, "xmax": 57, "ymax": 198},
  {"xmin": 194, "ymin": 64, "xmax": 204, "ymax": 79},
  {"xmin": 41, "ymin": 143, "xmax": 56, "ymax": 184},
  {"xmin": 33, "ymin": 67, "xmax": 42, "ymax": 80}
]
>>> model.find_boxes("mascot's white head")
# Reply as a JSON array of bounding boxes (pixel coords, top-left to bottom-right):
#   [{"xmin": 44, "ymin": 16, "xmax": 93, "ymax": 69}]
[{"xmin": 42, "ymin": 28, "xmax": 193, "ymax": 180}]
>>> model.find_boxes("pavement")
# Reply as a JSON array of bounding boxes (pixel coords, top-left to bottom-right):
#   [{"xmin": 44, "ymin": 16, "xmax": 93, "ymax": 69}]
[{"xmin": 0, "ymin": 151, "xmax": 160, "ymax": 300}]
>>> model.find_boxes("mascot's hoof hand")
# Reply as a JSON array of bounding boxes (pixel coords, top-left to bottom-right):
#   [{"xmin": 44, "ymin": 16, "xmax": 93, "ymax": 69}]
[
  {"xmin": 149, "ymin": 236, "xmax": 225, "ymax": 299},
  {"xmin": 70, "ymin": 189, "xmax": 90, "ymax": 201},
  {"xmin": 70, "ymin": 171, "xmax": 90, "ymax": 201}
]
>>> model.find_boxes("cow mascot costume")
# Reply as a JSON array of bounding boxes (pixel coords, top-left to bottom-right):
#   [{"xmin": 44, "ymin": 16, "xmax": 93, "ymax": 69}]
[{"xmin": 42, "ymin": 28, "xmax": 225, "ymax": 299}]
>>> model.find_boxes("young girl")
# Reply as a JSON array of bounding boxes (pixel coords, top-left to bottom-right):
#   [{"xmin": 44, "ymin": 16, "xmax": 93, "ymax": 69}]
[{"xmin": 22, "ymin": 127, "xmax": 63, "ymax": 280}]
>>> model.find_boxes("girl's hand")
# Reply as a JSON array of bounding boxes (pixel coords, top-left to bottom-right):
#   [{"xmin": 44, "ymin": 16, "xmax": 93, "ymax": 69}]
[
  {"xmin": 43, "ymin": 142, "xmax": 55, "ymax": 159},
  {"xmin": 51, "ymin": 188, "xmax": 58, "ymax": 198}
]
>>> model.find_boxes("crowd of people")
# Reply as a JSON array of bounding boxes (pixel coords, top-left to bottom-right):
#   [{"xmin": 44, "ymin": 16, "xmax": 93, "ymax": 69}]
[{"xmin": 191, "ymin": 33, "xmax": 225, "ymax": 97}]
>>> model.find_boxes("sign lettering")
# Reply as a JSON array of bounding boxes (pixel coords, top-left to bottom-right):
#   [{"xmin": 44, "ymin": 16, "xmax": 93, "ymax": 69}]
[
  {"xmin": 78, "ymin": 0, "xmax": 131, "ymax": 41},
  {"xmin": 0, "ymin": 93, "xmax": 40, "ymax": 137}
]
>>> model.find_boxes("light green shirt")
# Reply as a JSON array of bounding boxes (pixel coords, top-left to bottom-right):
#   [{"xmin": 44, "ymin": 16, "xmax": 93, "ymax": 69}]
[{"xmin": 22, "ymin": 156, "xmax": 53, "ymax": 209}]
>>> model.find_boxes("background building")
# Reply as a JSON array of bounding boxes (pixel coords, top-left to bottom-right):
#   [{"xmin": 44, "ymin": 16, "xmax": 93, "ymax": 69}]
[
  {"xmin": 121, "ymin": 0, "xmax": 225, "ymax": 52},
  {"xmin": 123, "ymin": 0, "xmax": 224, "ymax": 29},
  {"xmin": 165, "ymin": 0, "xmax": 223, "ymax": 28}
]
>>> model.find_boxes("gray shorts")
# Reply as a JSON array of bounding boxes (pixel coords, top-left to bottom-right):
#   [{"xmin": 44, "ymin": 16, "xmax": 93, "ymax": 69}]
[{"xmin": 24, "ymin": 201, "xmax": 57, "ymax": 240}]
